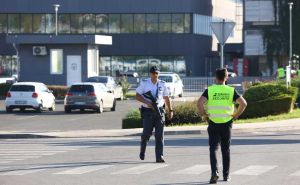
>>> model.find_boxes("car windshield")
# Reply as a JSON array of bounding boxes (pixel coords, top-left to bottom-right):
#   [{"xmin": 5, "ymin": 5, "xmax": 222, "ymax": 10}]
[
  {"xmin": 69, "ymin": 85, "xmax": 94, "ymax": 93},
  {"xmin": 159, "ymin": 76, "xmax": 173, "ymax": 82},
  {"xmin": 10, "ymin": 85, "xmax": 35, "ymax": 92},
  {"xmin": 86, "ymin": 77, "xmax": 108, "ymax": 83}
]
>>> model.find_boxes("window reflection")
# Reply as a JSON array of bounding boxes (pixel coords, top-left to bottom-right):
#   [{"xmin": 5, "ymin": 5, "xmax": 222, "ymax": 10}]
[
  {"xmin": 33, "ymin": 14, "xmax": 46, "ymax": 33},
  {"xmin": 70, "ymin": 14, "xmax": 83, "ymax": 34},
  {"xmin": 146, "ymin": 14, "xmax": 158, "ymax": 33},
  {"xmin": 109, "ymin": 14, "xmax": 120, "ymax": 33},
  {"xmin": 159, "ymin": 14, "xmax": 171, "ymax": 33},
  {"xmin": 99, "ymin": 56, "xmax": 111, "ymax": 76},
  {"xmin": 96, "ymin": 14, "xmax": 108, "ymax": 34},
  {"xmin": 45, "ymin": 14, "xmax": 55, "ymax": 34},
  {"xmin": 0, "ymin": 55, "xmax": 18, "ymax": 77},
  {"xmin": 59, "ymin": 14, "xmax": 70, "ymax": 33},
  {"xmin": 21, "ymin": 14, "xmax": 32, "ymax": 33},
  {"xmin": 134, "ymin": 14, "xmax": 145, "ymax": 33},
  {"xmin": 83, "ymin": 14, "xmax": 95, "ymax": 33},
  {"xmin": 8, "ymin": 14, "xmax": 20, "ymax": 33},
  {"xmin": 172, "ymin": 14, "xmax": 184, "ymax": 33},
  {"xmin": 0, "ymin": 14, "xmax": 7, "ymax": 33},
  {"xmin": 121, "ymin": 14, "xmax": 133, "ymax": 33}
]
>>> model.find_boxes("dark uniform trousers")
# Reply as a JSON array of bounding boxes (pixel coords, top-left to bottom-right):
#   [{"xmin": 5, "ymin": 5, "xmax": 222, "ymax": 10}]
[
  {"xmin": 140, "ymin": 107, "xmax": 165, "ymax": 159},
  {"xmin": 207, "ymin": 120, "xmax": 232, "ymax": 177}
]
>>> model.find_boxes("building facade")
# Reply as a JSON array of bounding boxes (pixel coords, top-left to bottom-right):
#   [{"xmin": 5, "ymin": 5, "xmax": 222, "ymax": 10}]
[{"xmin": 0, "ymin": 0, "xmax": 243, "ymax": 85}]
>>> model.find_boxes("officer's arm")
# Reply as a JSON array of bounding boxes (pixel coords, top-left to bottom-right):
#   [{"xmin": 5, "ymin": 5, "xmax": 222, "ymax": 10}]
[
  {"xmin": 163, "ymin": 96, "xmax": 172, "ymax": 111},
  {"xmin": 233, "ymin": 96, "xmax": 247, "ymax": 120},
  {"xmin": 197, "ymin": 96, "xmax": 208, "ymax": 118},
  {"xmin": 136, "ymin": 93, "xmax": 152, "ymax": 108}
]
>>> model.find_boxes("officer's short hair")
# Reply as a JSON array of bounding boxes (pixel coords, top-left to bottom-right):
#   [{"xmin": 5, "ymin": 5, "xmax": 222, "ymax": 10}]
[{"xmin": 215, "ymin": 68, "xmax": 228, "ymax": 81}]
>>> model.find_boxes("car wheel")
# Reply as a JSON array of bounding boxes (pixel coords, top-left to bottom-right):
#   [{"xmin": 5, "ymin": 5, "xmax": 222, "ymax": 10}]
[
  {"xmin": 111, "ymin": 99, "xmax": 116, "ymax": 111},
  {"xmin": 36, "ymin": 104, "xmax": 42, "ymax": 113},
  {"xmin": 179, "ymin": 90, "xmax": 183, "ymax": 98},
  {"xmin": 49, "ymin": 102, "xmax": 55, "ymax": 111},
  {"xmin": 96, "ymin": 101, "xmax": 104, "ymax": 113},
  {"xmin": 64, "ymin": 107, "xmax": 71, "ymax": 113},
  {"xmin": 6, "ymin": 107, "xmax": 12, "ymax": 113}
]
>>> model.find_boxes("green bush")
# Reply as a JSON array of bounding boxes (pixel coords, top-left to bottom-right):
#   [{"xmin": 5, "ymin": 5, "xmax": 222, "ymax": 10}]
[
  {"xmin": 243, "ymin": 83, "xmax": 298, "ymax": 102},
  {"xmin": 0, "ymin": 83, "xmax": 12, "ymax": 97},
  {"xmin": 122, "ymin": 102, "xmax": 203, "ymax": 129},
  {"xmin": 171, "ymin": 101, "xmax": 202, "ymax": 125},
  {"xmin": 240, "ymin": 96, "xmax": 294, "ymax": 118},
  {"xmin": 47, "ymin": 85, "xmax": 68, "ymax": 99},
  {"xmin": 122, "ymin": 109, "xmax": 142, "ymax": 129}
]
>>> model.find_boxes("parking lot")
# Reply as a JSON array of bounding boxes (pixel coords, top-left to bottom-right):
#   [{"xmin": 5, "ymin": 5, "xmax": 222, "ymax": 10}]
[{"xmin": 0, "ymin": 99, "xmax": 141, "ymax": 132}]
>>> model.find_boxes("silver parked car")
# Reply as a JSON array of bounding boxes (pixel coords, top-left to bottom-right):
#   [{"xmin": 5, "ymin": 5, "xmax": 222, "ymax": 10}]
[
  {"xmin": 86, "ymin": 76, "xmax": 124, "ymax": 100},
  {"xmin": 64, "ymin": 83, "xmax": 116, "ymax": 113}
]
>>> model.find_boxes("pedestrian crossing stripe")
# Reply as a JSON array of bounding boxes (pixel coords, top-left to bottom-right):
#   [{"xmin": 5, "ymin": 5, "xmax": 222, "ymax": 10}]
[
  {"xmin": 0, "ymin": 169, "xmax": 45, "ymax": 176},
  {"xmin": 290, "ymin": 170, "xmax": 300, "ymax": 176},
  {"xmin": 232, "ymin": 165, "xmax": 277, "ymax": 176},
  {"xmin": 172, "ymin": 165, "xmax": 210, "ymax": 175},
  {"xmin": 112, "ymin": 164, "xmax": 168, "ymax": 174},
  {"xmin": 54, "ymin": 165, "xmax": 113, "ymax": 175}
]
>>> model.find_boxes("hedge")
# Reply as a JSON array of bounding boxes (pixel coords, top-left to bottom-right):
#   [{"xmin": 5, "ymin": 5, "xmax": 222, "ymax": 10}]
[
  {"xmin": 122, "ymin": 102, "xmax": 203, "ymax": 129},
  {"xmin": 240, "ymin": 96, "xmax": 294, "ymax": 118},
  {"xmin": 47, "ymin": 85, "xmax": 68, "ymax": 99}
]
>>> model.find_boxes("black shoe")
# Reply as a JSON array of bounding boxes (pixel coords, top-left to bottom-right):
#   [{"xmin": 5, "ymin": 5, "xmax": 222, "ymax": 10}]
[
  {"xmin": 156, "ymin": 157, "xmax": 165, "ymax": 163},
  {"xmin": 139, "ymin": 153, "xmax": 145, "ymax": 160},
  {"xmin": 223, "ymin": 176, "xmax": 231, "ymax": 181},
  {"xmin": 209, "ymin": 174, "xmax": 219, "ymax": 184}
]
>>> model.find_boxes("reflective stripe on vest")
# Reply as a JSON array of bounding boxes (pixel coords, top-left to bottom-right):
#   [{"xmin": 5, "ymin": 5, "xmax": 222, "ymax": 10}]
[
  {"xmin": 207, "ymin": 85, "xmax": 234, "ymax": 123},
  {"xmin": 278, "ymin": 68, "xmax": 285, "ymax": 78}
]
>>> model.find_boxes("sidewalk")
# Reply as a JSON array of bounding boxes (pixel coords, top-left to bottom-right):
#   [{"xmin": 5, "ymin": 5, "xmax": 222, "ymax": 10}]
[{"xmin": 1, "ymin": 118, "xmax": 300, "ymax": 139}]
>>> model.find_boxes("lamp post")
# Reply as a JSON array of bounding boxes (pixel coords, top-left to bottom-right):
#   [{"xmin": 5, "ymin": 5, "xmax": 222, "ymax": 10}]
[
  {"xmin": 287, "ymin": 2, "xmax": 293, "ymax": 87},
  {"xmin": 53, "ymin": 4, "xmax": 60, "ymax": 36}
]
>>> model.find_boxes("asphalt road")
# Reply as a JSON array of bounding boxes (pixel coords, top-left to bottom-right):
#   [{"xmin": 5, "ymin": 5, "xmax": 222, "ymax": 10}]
[
  {"xmin": 0, "ymin": 131, "xmax": 300, "ymax": 185},
  {"xmin": 0, "ymin": 99, "xmax": 141, "ymax": 132}
]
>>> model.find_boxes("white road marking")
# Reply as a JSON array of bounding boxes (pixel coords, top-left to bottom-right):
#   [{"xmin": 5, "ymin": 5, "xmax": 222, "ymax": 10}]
[
  {"xmin": 54, "ymin": 165, "xmax": 113, "ymax": 175},
  {"xmin": 232, "ymin": 165, "xmax": 277, "ymax": 176},
  {"xmin": 290, "ymin": 170, "xmax": 300, "ymax": 176},
  {"xmin": 0, "ymin": 169, "xmax": 44, "ymax": 175},
  {"xmin": 172, "ymin": 165, "xmax": 210, "ymax": 174},
  {"xmin": 113, "ymin": 164, "xmax": 168, "ymax": 175},
  {"xmin": 15, "ymin": 116, "xmax": 36, "ymax": 120}
]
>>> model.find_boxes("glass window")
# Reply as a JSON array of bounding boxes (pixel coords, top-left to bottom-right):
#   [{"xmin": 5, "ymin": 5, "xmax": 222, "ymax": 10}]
[
  {"xmin": 0, "ymin": 56, "xmax": 12, "ymax": 77},
  {"xmin": 83, "ymin": 14, "xmax": 95, "ymax": 34},
  {"xmin": 99, "ymin": 56, "xmax": 111, "ymax": 76},
  {"xmin": 69, "ymin": 85, "xmax": 94, "ymax": 93},
  {"xmin": 121, "ymin": 14, "xmax": 133, "ymax": 33},
  {"xmin": 70, "ymin": 14, "xmax": 83, "ymax": 34},
  {"xmin": 136, "ymin": 56, "xmax": 149, "ymax": 76},
  {"xmin": 172, "ymin": 14, "xmax": 184, "ymax": 33},
  {"xmin": 33, "ymin": 14, "xmax": 46, "ymax": 33},
  {"xmin": 149, "ymin": 57, "xmax": 161, "ymax": 67},
  {"xmin": 159, "ymin": 14, "xmax": 171, "ymax": 33},
  {"xmin": 174, "ymin": 56, "xmax": 186, "ymax": 76},
  {"xmin": 0, "ymin": 14, "xmax": 7, "ymax": 33},
  {"xmin": 50, "ymin": 49, "xmax": 63, "ymax": 74},
  {"xmin": 96, "ymin": 14, "xmax": 108, "ymax": 34},
  {"xmin": 11, "ymin": 55, "xmax": 18, "ymax": 75},
  {"xmin": 8, "ymin": 14, "xmax": 20, "ymax": 33},
  {"xmin": 20, "ymin": 14, "xmax": 32, "ymax": 33},
  {"xmin": 59, "ymin": 14, "xmax": 70, "ymax": 34},
  {"xmin": 10, "ymin": 85, "xmax": 35, "ymax": 92},
  {"xmin": 146, "ymin": 14, "xmax": 158, "ymax": 33},
  {"xmin": 109, "ymin": 14, "xmax": 120, "ymax": 33},
  {"xmin": 134, "ymin": 14, "xmax": 145, "ymax": 33},
  {"xmin": 159, "ymin": 56, "xmax": 174, "ymax": 72},
  {"xmin": 45, "ymin": 14, "xmax": 55, "ymax": 33},
  {"xmin": 111, "ymin": 56, "xmax": 123, "ymax": 76},
  {"xmin": 184, "ymin": 14, "xmax": 191, "ymax": 33},
  {"xmin": 123, "ymin": 56, "xmax": 136, "ymax": 73}
]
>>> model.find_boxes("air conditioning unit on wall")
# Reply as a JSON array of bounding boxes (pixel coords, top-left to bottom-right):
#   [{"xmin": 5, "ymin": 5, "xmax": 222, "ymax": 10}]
[{"xmin": 33, "ymin": 46, "xmax": 47, "ymax": 56}]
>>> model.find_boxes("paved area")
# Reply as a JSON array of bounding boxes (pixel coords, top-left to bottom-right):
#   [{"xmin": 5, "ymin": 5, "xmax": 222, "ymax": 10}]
[{"xmin": 0, "ymin": 132, "xmax": 300, "ymax": 185}]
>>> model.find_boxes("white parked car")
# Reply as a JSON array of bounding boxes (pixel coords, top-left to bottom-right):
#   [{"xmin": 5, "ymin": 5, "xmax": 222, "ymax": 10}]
[
  {"xmin": 86, "ymin": 76, "xmax": 124, "ymax": 100},
  {"xmin": 64, "ymin": 83, "xmax": 116, "ymax": 113},
  {"xmin": 5, "ymin": 82, "xmax": 55, "ymax": 113},
  {"xmin": 159, "ymin": 72, "xmax": 184, "ymax": 98}
]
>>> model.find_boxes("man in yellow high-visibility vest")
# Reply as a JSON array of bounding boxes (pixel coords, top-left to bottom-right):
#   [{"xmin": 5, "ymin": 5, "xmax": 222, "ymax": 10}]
[
  {"xmin": 197, "ymin": 68, "xmax": 247, "ymax": 184},
  {"xmin": 277, "ymin": 67, "xmax": 285, "ymax": 79}
]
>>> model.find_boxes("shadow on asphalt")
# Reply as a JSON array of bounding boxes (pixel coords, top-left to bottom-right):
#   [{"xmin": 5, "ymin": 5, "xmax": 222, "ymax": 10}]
[{"xmin": 46, "ymin": 137, "xmax": 300, "ymax": 148}]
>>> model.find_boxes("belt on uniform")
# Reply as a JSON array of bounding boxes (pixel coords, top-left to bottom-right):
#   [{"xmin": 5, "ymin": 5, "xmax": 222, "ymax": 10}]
[{"xmin": 141, "ymin": 106, "xmax": 164, "ymax": 111}]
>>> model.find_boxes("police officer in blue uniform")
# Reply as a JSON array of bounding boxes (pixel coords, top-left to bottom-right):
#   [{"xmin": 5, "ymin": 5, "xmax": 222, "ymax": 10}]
[{"xmin": 136, "ymin": 66, "xmax": 173, "ymax": 163}]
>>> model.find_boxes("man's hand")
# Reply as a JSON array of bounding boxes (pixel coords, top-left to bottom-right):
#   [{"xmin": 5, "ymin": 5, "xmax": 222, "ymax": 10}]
[
  {"xmin": 168, "ymin": 110, "xmax": 174, "ymax": 120},
  {"xmin": 202, "ymin": 113, "xmax": 209, "ymax": 122}
]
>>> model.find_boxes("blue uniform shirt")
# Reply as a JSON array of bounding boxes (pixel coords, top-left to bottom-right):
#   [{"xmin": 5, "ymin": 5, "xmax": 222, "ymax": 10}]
[{"xmin": 136, "ymin": 78, "xmax": 169, "ymax": 108}]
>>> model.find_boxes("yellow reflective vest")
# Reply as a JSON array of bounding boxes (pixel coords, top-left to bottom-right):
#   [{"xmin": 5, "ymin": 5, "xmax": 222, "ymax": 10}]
[
  {"xmin": 207, "ymin": 85, "xmax": 235, "ymax": 123},
  {"xmin": 277, "ymin": 68, "xmax": 285, "ymax": 78}
]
